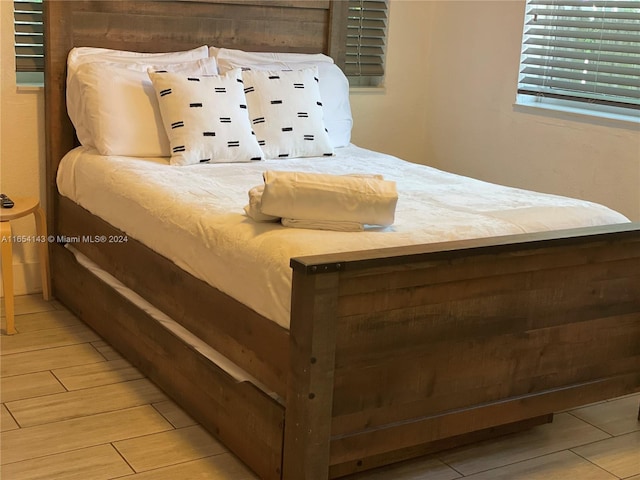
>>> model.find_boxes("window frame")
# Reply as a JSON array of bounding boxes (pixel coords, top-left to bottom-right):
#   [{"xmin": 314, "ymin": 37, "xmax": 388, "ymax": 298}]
[
  {"xmin": 14, "ymin": 0, "xmax": 44, "ymax": 71},
  {"xmin": 516, "ymin": 0, "xmax": 640, "ymax": 121},
  {"xmin": 344, "ymin": 0, "xmax": 389, "ymax": 87}
]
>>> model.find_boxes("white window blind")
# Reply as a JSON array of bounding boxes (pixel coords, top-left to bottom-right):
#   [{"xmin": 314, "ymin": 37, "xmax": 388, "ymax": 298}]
[
  {"xmin": 518, "ymin": 0, "xmax": 640, "ymax": 110},
  {"xmin": 345, "ymin": 0, "xmax": 388, "ymax": 80},
  {"xmin": 14, "ymin": 0, "xmax": 44, "ymax": 73}
]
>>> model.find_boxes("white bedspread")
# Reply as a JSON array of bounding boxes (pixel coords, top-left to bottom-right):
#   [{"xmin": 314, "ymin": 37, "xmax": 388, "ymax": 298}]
[{"xmin": 57, "ymin": 145, "xmax": 629, "ymax": 329}]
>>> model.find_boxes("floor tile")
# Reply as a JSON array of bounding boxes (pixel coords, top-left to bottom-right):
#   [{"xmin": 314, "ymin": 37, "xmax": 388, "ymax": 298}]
[
  {"xmin": 1, "ymin": 404, "xmax": 19, "ymax": 431},
  {"xmin": 8, "ymin": 309, "xmax": 81, "ymax": 333},
  {"xmin": 573, "ymin": 431, "xmax": 640, "ymax": 479},
  {"xmin": 0, "ymin": 323, "xmax": 100, "ymax": 355},
  {"xmin": 91, "ymin": 340, "xmax": 126, "ymax": 361},
  {"xmin": 0, "ymin": 371, "xmax": 66, "ymax": 403},
  {"xmin": 6, "ymin": 378, "xmax": 167, "ymax": 427},
  {"xmin": 0, "ymin": 344, "xmax": 106, "ymax": 377},
  {"xmin": 114, "ymin": 425, "xmax": 227, "ymax": 472},
  {"xmin": 460, "ymin": 450, "xmax": 617, "ymax": 480},
  {"xmin": 347, "ymin": 456, "xmax": 461, "ymax": 480},
  {"xmin": 611, "ymin": 391, "xmax": 640, "ymax": 401},
  {"xmin": 438, "ymin": 413, "xmax": 611, "ymax": 476},
  {"xmin": 570, "ymin": 393, "xmax": 640, "ymax": 436},
  {"xmin": 2, "ymin": 295, "xmax": 58, "ymax": 317},
  {"xmin": 53, "ymin": 358, "xmax": 142, "ymax": 390},
  {"xmin": 114, "ymin": 453, "xmax": 257, "ymax": 480},
  {"xmin": 0, "ymin": 444, "xmax": 133, "ymax": 480},
  {"xmin": 1, "ymin": 405, "xmax": 173, "ymax": 464},
  {"xmin": 153, "ymin": 400, "xmax": 198, "ymax": 428}
]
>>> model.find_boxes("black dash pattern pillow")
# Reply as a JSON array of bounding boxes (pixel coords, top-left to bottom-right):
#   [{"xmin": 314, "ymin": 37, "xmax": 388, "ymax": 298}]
[
  {"xmin": 242, "ymin": 67, "xmax": 334, "ymax": 159},
  {"xmin": 148, "ymin": 68, "xmax": 264, "ymax": 165}
]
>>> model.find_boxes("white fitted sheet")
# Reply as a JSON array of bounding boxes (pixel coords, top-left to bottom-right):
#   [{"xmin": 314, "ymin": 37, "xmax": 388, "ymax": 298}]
[{"xmin": 57, "ymin": 144, "xmax": 629, "ymax": 329}]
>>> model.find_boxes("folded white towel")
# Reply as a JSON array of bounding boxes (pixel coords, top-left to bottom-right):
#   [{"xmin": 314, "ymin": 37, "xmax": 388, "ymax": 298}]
[
  {"xmin": 281, "ymin": 218, "xmax": 364, "ymax": 232},
  {"xmin": 260, "ymin": 171, "xmax": 398, "ymax": 226},
  {"xmin": 244, "ymin": 185, "xmax": 280, "ymax": 222},
  {"xmin": 244, "ymin": 191, "xmax": 364, "ymax": 231}
]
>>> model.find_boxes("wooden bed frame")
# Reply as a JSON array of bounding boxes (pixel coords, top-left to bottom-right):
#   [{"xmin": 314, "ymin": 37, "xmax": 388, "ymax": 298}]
[{"xmin": 43, "ymin": 1, "xmax": 640, "ymax": 479}]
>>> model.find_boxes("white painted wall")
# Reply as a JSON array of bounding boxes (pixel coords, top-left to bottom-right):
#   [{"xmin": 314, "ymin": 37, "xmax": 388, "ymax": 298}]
[
  {"xmin": 352, "ymin": 1, "xmax": 639, "ymax": 221},
  {"xmin": 1, "ymin": 0, "xmax": 638, "ymax": 295},
  {"xmin": 1, "ymin": 0, "xmax": 46, "ymax": 296},
  {"xmin": 350, "ymin": 0, "xmax": 434, "ymax": 162}
]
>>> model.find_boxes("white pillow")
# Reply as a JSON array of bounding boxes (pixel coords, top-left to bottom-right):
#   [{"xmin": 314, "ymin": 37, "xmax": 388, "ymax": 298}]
[
  {"xmin": 73, "ymin": 57, "xmax": 218, "ymax": 157},
  {"xmin": 148, "ymin": 69, "xmax": 264, "ymax": 166},
  {"xmin": 210, "ymin": 46, "xmax": 334, "ymax": 66},
  {"xmin": 242, "ymin": 67, "xmax": 334, "ymax": 159},
  {"xmin": 211, "ymin": 47, "xmax": 352, "ymax": 148},
  {"xmin": 67, "ymin": 45, "xmax": 209, "ymax": 148},
  {"xmin": 68, "ymin": 45, "xmax": 209, "ymax": 69}
]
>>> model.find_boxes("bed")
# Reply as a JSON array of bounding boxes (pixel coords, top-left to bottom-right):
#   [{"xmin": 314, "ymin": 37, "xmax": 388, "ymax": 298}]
[{"xmin": 43, "ymin": 1, "xmax": 640, "ymax": 479}]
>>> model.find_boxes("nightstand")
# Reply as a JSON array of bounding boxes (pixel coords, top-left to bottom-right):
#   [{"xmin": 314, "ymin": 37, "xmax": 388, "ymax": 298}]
[{"xmin": 1, "ymin": 197, "xmax": 51, "ymax": 334}]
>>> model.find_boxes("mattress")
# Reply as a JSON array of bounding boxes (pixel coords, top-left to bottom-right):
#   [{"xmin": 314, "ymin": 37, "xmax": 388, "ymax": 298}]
[{"xmin": 57, "ymin": 144, "xmax": 629, "ymax": 329}]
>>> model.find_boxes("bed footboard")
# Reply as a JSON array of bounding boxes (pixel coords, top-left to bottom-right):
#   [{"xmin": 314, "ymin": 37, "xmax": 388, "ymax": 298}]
[{"xmin": 285, "ymin": 223, "xmax": 640, "ymax": 479}]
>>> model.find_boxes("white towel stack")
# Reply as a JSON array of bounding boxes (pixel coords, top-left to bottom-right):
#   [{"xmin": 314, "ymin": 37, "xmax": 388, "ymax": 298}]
[
  {"xmin": 244, "ymin": 171, "xmax": 398, "ymax": 231},
  {"xmin": 244, "ymin": 185, "xmax": 280, "ymax": 222}
]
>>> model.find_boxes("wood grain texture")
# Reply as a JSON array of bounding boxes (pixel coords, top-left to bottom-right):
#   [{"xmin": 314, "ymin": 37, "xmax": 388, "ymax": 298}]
[
  {"xmin": 0, "ymin": 405, "xmax": 172, "ymax": 465},
  {"xmin": 43, "ymin": 1, "xmax": 640, "ymax": 478},
  {"xmin": 439, "ymin": 413, "xmax": 612, "ymax": 476},
  {"xmin": 58, "ymin": 197, "xmax": 289, "ymax": 399},
  {"xmin": 282, "ymin": 271, "xmax": 340, "ymax": 480},
  {"xmin": 572, "ymin": 432, "xmax": 640, "ymax": 479},
  {"xmin": 113, "ymin": 425, "xmax": 227, "ymax": 472},
  {"xmin": 51, "ymin": 244, "xmax": 285, "ymax": 480},
  {"xmin": 6, "ymin": 378, "xmax": 167, "ymax": 427},
  {"xmin": 1, "ymin": 371, "xmax": 65, "ymax": 403},
  {"xmin": 330, "ymin": 415, "xmax": 554, "ymax": 478},
  {"xmin": 2, "ymin": 303, "xmax": 638, "ymax": 479},
  {"xmin": 447, "ymin": 450, "xmax": 618, "ymax": 480},
  {"xmin": 0, "ymin": 444, "xmax": 134, "ymax": 480},
  {"xmin": 319, "ymin": 230, "xmax": 640, "ymax": 470}
]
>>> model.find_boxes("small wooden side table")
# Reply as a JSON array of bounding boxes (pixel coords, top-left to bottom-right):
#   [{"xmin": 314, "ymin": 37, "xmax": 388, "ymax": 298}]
[{"xmin": 0, "ymin": 197, "xmax": 51, "ymax": 334}]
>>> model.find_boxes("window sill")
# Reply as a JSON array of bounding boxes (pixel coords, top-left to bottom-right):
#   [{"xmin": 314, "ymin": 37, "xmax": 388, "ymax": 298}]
[
  {"xmin": 16, "ymin": 72, "xmax": 44, "ymax": 89},
  {"xmin": 17, "ymin": 83, "xmax": 44, "ymax": 92},
  {"xmin": 349, "ymin": 85, "xmax": 387, "ymax": 95},
  {"xmin": 514, "ymin": 95, "xmax": 640, "ymax": 130}
]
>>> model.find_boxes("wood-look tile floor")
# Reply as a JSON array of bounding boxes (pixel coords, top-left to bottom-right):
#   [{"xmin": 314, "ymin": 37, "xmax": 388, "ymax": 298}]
[{"xmin": 1, "ymin": 294, "xmax": 639, "ymax": 480}]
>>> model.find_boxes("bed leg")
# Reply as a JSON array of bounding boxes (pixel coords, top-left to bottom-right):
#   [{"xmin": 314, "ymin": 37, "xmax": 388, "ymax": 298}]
[{"xmin": 283, "ymin": 271, "xmax": 340, "ymax": 480}]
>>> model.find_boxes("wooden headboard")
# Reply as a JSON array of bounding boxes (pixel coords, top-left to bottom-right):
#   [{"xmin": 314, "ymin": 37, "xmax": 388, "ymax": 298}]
[{"xmin": 44, "ymin": 0, "xmax": 347, "ymax": 232}]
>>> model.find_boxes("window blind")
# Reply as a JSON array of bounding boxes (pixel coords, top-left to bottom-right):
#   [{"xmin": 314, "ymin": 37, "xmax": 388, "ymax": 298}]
[
  {"xmin": 518, "ymin": 0, "xmax": 640, "ymax": 110},
  {"xmin": 14, "ymin": 0, "xmax": 44, "ymax": 73},
  {"xmin": 345, "ymin": 0, "xmax": 388, "ymax": 78}
]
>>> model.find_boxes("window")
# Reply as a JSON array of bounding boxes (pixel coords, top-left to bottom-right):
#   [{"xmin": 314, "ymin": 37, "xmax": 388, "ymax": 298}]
[
  {"xmin": 345, "ymin": 0, "xmax": 389, "ymax": 86},
  {"xmin": 517, "ymin": 0, "xmax": 640, "ymax": 113},
  {"xmin": 14, "ymin": 0, "xmax": 44, "ymax": 85}
]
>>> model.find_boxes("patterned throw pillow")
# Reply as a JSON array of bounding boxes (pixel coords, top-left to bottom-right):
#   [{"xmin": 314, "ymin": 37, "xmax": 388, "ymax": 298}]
[
  {"xmin": 242, "ymin": 67, "xmax": 335, "ymax": 159},
  {"xmin": 148, "ymin": 68, "xmax": 264, "ymax": 165}
]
